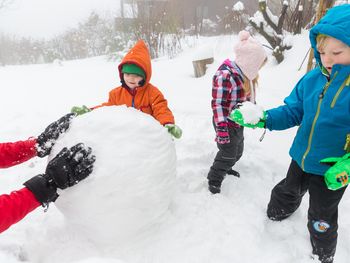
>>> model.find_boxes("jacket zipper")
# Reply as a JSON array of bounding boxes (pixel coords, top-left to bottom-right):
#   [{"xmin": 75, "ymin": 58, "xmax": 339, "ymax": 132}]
[
  {"xmin": 344, "ymin": 134, "xmax": 350, "ymax": 153},
  {"xmin": 301, "ymin": 72, "xmax": 338, "ymax": 170},
  {"xmin": 331, "ymin": 75, "xmax": 350, "ymax": 108},
  {"xmin": 131, "ymin": 88, "xmax": 138, "ymax": 108}
]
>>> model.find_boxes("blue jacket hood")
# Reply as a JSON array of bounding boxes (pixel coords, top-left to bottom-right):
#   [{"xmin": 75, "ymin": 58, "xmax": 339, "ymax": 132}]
[{"xmin": 309, "ymin": 4, "xmax": 350, "ymax": 65}]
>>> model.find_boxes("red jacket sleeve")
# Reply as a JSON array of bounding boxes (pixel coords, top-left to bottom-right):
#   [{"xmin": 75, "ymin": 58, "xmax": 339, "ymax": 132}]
[
  {"xmin": 0, "ymin": 187, "xmax": 40, "ymax": 233},
  {"xmin": 0, "ymin": 139, "xmax": 37, "ymax": 169}
]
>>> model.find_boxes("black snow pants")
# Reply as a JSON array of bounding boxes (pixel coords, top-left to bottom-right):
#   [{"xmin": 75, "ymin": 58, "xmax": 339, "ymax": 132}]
[
  {"xmin": 207, "ymin": 122, "xmax": 244, "ymax": 183},
  {"xmin": 267, "ymin": 160, "xmax": 347, "ymax": 263}
]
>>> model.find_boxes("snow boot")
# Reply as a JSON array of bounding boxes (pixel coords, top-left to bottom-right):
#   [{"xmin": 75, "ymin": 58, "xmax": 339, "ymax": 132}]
[
  {"xmin": 208, "ymin": 180, "xmax": 222, "ymax": 194},
  {"xmin": 311, "ymin": 240, "xmax": 335, "ymax": 263},
  {"xmin": 227, "ymin": 169, "xmax": 240, "ymax": 177},
  {"xmin": 267, "ymin": 205, "xmax": 292, "ymax": 221},
  {"xmin": 311, "ymin": 252, "xmax": 334, "ymax": 263}
]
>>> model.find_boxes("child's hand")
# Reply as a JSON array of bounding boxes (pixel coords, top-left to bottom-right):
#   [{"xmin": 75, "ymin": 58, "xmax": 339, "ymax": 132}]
[
  {"xmin": 24, "ymin": 143, "xmax": 96, "ymax": 205},
  {"xmin": 215, "ymin": 122, "xmax": 230, "ymax": 144},
  {"xmin": 165, "ymin": 124, "xmax": 182, "ymax": 139},
  {"xmin": 71, "ymin": 105, "xmax": 91, "ymax": 116},
  {"xmin": 320, "ymin": 153, "xmax": 350, "ymax": 190},
  {"xmin": 229, "ymin": 109, "xmax": 267, "ymax": 129},
  {"xmin": 36, "ymin": 113, "xmax": 75, "ymax": 157}
]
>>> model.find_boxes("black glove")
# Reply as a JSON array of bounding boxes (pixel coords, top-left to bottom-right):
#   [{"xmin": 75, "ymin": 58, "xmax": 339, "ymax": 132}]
[
  {"xmin": 24, "ymin": 143, "xmax": 96, "ymax": 206},
  {"xmin": 45, "ymin": 143, "xmax": 95, "ymax": 189},
  {"xmin": 36, "ymin": 113, "xmax": 75, "ymax": 157}
]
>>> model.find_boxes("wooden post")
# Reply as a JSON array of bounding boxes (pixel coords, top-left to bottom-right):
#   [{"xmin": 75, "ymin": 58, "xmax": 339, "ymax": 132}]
[
  {"xmin": 306, "ymin": 0, "xmax": 334, "ymax": 72},
  {"xmin": 192, "ymin": 57, "xmax": 214, "ymax": 78}
]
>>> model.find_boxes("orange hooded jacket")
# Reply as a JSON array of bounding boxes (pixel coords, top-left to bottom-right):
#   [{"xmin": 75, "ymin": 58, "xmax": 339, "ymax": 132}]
[{"xmin": 94, "ymin": 40, "xmax": 175, "ymax": 126}]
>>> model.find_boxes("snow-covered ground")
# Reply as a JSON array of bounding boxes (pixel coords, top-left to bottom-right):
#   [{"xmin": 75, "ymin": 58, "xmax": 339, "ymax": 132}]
[{"xmin": 1, "ymin": 31, "xmax": 350, "ymax": 262}]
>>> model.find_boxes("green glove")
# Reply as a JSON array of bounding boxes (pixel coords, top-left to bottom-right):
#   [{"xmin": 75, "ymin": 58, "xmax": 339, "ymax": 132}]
[
  {"xmin": 320, "ymin": 153, "xmax": 350, "ymax": 190},
  {"xmin": 71, "ymin": 105, "xmax": 91, "ymax": 116},
  {"xmin": 229, "ymin": 109, "xmax": 267, "ymax": 128},
  {"xmin": 165, "ymin": 124, "xmax": 182, "ymax": 139}
]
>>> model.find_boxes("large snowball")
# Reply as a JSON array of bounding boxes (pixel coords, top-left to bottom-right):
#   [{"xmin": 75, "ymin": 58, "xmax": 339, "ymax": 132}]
[
  {"xmin": 239, "ymin": 101, "xmax": 265, "ymax": 124},
  {"xmin": 50, "ymin": 106, "xmax": 176, "ymax": 246}
]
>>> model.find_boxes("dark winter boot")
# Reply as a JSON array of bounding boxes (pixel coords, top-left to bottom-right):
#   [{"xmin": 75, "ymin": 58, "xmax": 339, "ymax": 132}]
[
  {"xmin": 317, "ymin": 254, "xmax": 334, "ymax": 263},
  {"xmin": 227, "ymin": 169, "xmax": 240, "ymax": 177},
  {"xmin": 208, "ymin": 180, "xmax": 222, "ymax": 194},
  {"xmin": 267, "ymin": 205, "xmax": 293, "ymax": 221},
  {"xmin": 311, "ymin": 251, "xmax": 334, "ymax": 263},
  {"xmin": 311, "ymin": 239, "xmax": 335, "ymax": 263}
]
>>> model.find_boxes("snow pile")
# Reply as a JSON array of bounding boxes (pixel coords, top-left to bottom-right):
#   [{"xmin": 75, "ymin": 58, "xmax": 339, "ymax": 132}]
[
  {"xmin": 31, "ymin": 106, "xmax": 177, "ymax": 260},
  {"xmin": 192, "ymin": 44, "xmax": 214, "ymax": 61},
  {"xmin": 238, "ymin": 101, "xmax": 265, "ymax": 124}
]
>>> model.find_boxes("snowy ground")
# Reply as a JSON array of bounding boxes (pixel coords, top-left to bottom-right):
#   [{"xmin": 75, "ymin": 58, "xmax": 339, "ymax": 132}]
[{"xmin": 1, "ymin": 31, "xmax": 350, "ymax": 262}]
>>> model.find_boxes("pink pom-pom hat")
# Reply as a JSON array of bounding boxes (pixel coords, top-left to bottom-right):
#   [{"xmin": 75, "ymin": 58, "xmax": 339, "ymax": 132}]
[{"xmin": 234, "ymin": 30, "xmax": 267, "ymax": 80}]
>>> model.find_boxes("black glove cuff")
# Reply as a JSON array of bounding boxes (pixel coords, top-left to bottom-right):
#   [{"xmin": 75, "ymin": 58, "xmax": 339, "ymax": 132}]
[{"xmin": 24, "ymin": 174, "xmax": 59, "ymax": 205}]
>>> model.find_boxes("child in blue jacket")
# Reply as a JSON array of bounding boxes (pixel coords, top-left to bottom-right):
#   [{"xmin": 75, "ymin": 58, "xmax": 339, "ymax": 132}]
[{"xmin": 231, "ymin": 4, "xmax": 350, "ymax": 263}]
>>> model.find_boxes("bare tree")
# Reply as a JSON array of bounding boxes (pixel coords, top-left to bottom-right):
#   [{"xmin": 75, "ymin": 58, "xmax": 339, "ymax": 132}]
[
  {"xmin": 219, "ymin": 2, "xmax": 249, "ymax": 34},
  {"xmin": 249, "ymin": 0, "xmax": 292, "ymax": 63},
  {"xmin": 284, "ymin": 0, "xmax": 316, "ymax": 34},
  {"xmin": 124, "ymin": 0, "xmax": 183, "ymax": 58}
]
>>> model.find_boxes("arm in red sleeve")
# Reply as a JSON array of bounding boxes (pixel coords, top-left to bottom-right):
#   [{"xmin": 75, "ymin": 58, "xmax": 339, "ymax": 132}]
[
  {"xmin": 0, "ymin": 139, "xmax": 38, "ymax": 169},
  {"xmin": 0, "ymin": 187, "xmax": 40, "ymax": 233}
]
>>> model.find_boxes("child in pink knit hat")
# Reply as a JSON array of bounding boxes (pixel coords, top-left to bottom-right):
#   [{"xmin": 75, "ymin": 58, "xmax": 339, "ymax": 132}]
[{"xmin": 207, "ymin": 30, "xmax": 267, "ymax": 194}]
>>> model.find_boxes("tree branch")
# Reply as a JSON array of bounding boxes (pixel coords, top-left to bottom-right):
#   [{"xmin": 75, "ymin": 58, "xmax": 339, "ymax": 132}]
[
  {"xmin": 249, "ymin": 19, "xmax": 278, "ymax": 48},
  {"xmin": 259, "ymin": 0, "xmax": 279, "ymax": 33},
  {"xmin": 277, "ymin": 1, "xmax": 289, "ymax": 33}
]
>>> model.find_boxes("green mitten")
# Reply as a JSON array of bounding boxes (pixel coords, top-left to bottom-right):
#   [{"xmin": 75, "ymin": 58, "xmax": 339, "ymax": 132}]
[
  {"xmin": 165, "ymin": 124, "xmax": 182, "ymax": 139},
  {"xmin": 71, "ymin": 105, "xmax": 91, "ymax": 116},
  {"xmin": 229, "ymin": 109, "xmax": 267, "ymax": 128},
  {"xmin": 320, "ymin": 153, "xmax": 350, "ymax": 190}
]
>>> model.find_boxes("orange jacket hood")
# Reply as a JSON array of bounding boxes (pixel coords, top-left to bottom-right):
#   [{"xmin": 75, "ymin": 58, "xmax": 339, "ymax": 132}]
[{"xmin": 118, "ymin": 40, "xmax": 152, "ymax": 86}]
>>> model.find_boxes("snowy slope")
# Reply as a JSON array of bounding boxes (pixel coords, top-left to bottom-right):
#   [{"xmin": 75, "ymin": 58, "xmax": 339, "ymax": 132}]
[{"xmin": 1, "ymin": 31, "xmax": 350, "ymax": 262}]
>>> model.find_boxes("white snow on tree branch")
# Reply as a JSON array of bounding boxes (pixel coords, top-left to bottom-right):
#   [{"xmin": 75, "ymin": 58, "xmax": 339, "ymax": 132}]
[
  {"xmin": 233, "ymin": 1, "xmax": 244, "ymax": 11},
  {"xmin": 250, "ymin": 11, "xmax": 275, "ymax": 37}
]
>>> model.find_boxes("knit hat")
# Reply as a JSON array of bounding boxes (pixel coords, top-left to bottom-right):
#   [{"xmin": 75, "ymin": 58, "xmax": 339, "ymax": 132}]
[
  {"xmin": 122, "ymin": 64, "xmax": 146, "ymax": 79},
  {"xmin": 234, "ymin": 30, "xmax": 267, "ymax": 80}
]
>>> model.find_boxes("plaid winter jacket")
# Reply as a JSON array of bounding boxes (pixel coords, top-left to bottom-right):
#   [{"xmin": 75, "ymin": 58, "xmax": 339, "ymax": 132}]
[{"xmin": 211, "ymin": 59, "xmax": 252, "ymax": 126}]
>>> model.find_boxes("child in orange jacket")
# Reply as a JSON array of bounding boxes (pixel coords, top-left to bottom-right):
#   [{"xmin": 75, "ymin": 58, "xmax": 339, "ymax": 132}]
[{"xmin": 72, "ymin": 40, "xmax": 182, "ymax": 139}]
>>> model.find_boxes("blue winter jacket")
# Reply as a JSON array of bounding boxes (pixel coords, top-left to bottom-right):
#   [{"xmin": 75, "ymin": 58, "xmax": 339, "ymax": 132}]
[{"xmin": 265, "ymin": 4, "xmax": 350, "ymax": 176}]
